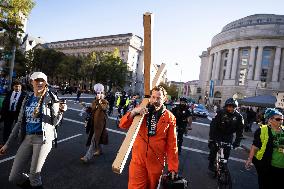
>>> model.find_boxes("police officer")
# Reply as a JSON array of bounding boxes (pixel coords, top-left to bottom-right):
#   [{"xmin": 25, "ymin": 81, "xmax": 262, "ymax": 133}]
[
  {"xmin": 208, "ymin": 98, "xmax": 244, "ymax": 171},
  {"xmin": 116, "ymin": 91, "xmax": 130, "ymax": 116},
  {"xmin": 172, "ymin": 97, "xmax": 192, "ymax": 154}
]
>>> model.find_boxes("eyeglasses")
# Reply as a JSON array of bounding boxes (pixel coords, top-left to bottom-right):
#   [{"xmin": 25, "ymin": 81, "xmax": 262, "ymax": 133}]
[
  {"xmin": 274, "ymin": 118, "xmax": 283, "ymax": 122},
  {"xmin": 34, "ymin": 78, "xmax": 45, "ymax": 82}
]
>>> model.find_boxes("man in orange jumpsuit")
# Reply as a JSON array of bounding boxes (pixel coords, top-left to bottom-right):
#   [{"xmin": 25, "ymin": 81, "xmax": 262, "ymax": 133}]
[{"xmin": 119, "ymin": 86, "xmax": 179, "ymax": 189}]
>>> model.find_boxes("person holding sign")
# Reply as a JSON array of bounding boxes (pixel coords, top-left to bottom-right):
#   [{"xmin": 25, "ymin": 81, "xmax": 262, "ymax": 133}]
[{"xmin": 119, "ymin": 86, "xmax": 179, "ymax": 189}]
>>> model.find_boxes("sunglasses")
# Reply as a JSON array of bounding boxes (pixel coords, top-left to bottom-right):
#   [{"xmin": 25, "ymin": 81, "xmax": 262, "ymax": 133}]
[
  {"xmin": 273, "ymin": 118, "xmax": 283, "ymax": 122},
  {"xmin": 34, "ymin": 78, "xmax": 45, "ymax": 82}
]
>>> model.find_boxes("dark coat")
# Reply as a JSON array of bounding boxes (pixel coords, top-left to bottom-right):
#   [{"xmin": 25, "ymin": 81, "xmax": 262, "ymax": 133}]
[
  {"xmin": 0, "ymin": 90, "xmax": 26, "ymax": 121},
  {"xmin": 209, "ymin": 109, "xmax": 244, "ymax": 143},
  {"xmin": 86, "ymin": 99, "xmax": 109, "ymax": 147}
]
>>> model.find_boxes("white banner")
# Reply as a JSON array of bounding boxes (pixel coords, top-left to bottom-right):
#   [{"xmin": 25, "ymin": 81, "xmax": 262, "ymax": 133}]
[{"xmin": 275, "ymin": 92, "xmax": 284, "ymax": 109}]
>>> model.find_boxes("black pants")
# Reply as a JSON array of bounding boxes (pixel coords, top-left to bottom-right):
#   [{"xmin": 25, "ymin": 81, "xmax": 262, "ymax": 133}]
[
  {"xmin": 208, "ymin": 141, "xmax": 231, "ymax": 163},
  {"xmin": 3, "ymin": 111, "xmax": 17, "ymax": 143},
  {"xmin": 118, "ymin": 106, "xmax": 128, "ymax": 116},
  {"xmin": 252, "ymin": 157, "xmax": 270, "ymax": 189},
  {"xmin": 177, "ymin": 125, "xmax": 186, "ymax": 153}
]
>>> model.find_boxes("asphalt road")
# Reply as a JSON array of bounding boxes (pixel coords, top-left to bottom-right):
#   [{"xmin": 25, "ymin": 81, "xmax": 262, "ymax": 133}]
[{"xmin": 0, "ymin": 96, "xmax": 258, "ymax": 189}]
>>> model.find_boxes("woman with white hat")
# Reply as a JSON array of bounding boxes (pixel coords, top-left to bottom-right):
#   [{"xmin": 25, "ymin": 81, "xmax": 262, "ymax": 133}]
[{"xmin": 0, "ymin": 72, "xmax": 67, "ymax": 189}]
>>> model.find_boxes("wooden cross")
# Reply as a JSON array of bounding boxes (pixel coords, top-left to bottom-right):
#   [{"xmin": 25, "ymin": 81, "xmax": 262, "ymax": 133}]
[{"xmin": 112, "ymin": 12, "xmax": 164, "ymax": 174}]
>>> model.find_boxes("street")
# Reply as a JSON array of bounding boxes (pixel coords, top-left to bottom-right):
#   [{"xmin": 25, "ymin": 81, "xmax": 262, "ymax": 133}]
[{"xmin": 0, "ymin": 96, "xmax": 258, "ymax": 189}]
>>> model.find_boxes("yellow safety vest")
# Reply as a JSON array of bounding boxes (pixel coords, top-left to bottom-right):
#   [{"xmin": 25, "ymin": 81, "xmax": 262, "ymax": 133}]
[
  {"xmin": 255, "ymin": 125, "xmax": 269, "ymax": 160},
  {"xmin": 255, "ymin": 124, "xmax": 284, "ymax": 160}
]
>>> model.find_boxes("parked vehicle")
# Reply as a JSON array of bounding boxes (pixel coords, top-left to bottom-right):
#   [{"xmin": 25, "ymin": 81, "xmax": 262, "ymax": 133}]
[{"xmin": 193, "ymin": 104, "xmax": 209, "ymax": 117}]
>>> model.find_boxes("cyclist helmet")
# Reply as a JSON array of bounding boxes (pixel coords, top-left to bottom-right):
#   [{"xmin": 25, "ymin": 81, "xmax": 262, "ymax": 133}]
[
  {"xmin": 264, "ymin": 108, "xmax": 283, "ymax": 120},
  {"xmin": 224, "ymin": 98, "xmax": 238, "ymax": 108}
]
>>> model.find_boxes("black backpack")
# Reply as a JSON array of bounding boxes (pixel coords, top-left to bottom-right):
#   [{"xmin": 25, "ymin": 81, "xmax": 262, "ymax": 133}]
[{"xmin": 160, "ymin": 172, "xmax": 188, "ymax": 189}]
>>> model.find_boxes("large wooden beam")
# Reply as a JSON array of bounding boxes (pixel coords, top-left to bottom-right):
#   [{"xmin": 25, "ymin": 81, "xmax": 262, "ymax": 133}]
[
  {"xmin": 152, "ymin": 63, "xmax": 166, "ymax": 87},
  {"xmin": 112, "ymin": 12, "xmax": 154, "ymax": 174}
]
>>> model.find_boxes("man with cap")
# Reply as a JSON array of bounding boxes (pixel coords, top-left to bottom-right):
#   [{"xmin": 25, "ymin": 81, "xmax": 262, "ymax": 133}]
[
  {"xmin": 0, "ymin": 72, "xmax": 67, "ymax": 189},
  {"xmin": 171, "ymin": 97, "xmax": 192, "ymax": 154},
  {"xmin": 0, "ymin": 80, "xmax": 26, "ymax": 145}
]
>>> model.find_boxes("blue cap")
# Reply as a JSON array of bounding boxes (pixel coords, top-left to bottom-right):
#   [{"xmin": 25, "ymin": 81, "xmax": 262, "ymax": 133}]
[{"xmin": 264, "ymin": 108, "xmax": 283, "ymax": 120}]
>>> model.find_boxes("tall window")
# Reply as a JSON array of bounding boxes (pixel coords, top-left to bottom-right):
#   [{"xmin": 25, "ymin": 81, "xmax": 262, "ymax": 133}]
[
  {"xmin": 238, "ymin": 48, "xmax": 249, "ymax": 85},
  {"xmin": 260, "ymin": 48, "xmax": 272, "ymax": 87}
]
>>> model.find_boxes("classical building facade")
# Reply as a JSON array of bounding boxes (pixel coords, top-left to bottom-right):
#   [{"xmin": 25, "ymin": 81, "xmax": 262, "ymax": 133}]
[
  {"xmin": 199, "ymin": 14, "xmax": 284, "ymax": 106},
  {"xmin": 42, "ymin": 33, "xmax": 144, "ymax": 94}
]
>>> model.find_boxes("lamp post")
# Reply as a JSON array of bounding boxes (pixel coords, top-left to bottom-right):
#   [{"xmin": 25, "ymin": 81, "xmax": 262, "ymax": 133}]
[{"xmin": 175, "ymin": 62, "xmax": 183, "ymax": 99}]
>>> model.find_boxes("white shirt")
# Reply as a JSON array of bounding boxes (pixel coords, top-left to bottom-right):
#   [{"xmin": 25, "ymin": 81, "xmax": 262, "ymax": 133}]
[{"xmin": 9, "ymin": 91, "xmax": 21, "ymax": 111}]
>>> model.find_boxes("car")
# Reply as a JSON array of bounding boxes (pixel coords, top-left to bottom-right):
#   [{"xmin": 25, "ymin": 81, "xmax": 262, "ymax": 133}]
[{"xmin": 193, "ymin": 104, "xmax": 209, "ymax": 117}]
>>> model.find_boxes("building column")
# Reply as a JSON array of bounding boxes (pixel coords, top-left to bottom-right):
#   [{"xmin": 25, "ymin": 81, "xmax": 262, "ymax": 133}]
[
  {"xmin": 211, "ymin": 53, "xmax": 217, "ymax": 80},
  {"xmin": 247, "ymin": 46, "xmax": 256, "ymax": 80},
  {"xmin": 230, "ymin": 48, "xmax": 239, "ymax": 79},
  {"xmin": 272, "ymin": 47, "xmax": 282, "ymax": 82},
  {"xmin": 254, "ymin": 46, "xmax": 264, "ymax": 81},
  {"xmin": 214, "ymin": 51, "xmax": 222, "ymax": 80},
  {"xmin": 224, "ymin": 49, "xmax": 233, "ymax": 80},
  {"xmin": 207, "ymin": 54, "xmax": 214, "ymax": 82}
]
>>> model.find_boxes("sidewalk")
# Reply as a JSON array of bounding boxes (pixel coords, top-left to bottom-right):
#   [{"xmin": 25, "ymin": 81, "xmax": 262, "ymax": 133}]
[{"xmin": 241, "ymin": 123, "xmax": 259, "ymax": 152}]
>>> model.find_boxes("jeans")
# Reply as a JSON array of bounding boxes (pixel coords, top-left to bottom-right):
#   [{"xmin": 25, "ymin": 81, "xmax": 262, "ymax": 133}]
[{"xmin": 9, "ymin": 135, "xmax": 52, "ymax": 187}]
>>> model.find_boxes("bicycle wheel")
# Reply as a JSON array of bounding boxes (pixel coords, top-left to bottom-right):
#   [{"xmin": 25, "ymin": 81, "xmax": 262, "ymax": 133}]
[{"xmin": 217, "ymin": 171, "xmax": 232, "ymax": 189}]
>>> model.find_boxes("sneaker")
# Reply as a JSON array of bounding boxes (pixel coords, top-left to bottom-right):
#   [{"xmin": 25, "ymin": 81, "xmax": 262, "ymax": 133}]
[
  {"xmin": 80, "ymin": 157, "xmax": 89, "ymax": 163},
  {"xmin": 93, "ymin": 150, "xmax": 102, "ymax": 156}
]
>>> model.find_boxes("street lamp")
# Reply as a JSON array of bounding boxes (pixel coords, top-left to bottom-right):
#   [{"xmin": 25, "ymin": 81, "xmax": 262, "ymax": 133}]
[{"xmin": 175, "ymin": 62, "xmax": 183, "ymax": 98}]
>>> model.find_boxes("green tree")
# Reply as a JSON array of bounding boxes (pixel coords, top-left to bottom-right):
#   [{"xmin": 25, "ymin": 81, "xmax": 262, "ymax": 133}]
[
  {"xmin": 82, "ymin": 49, "xmax": 128, "ymax": 91},
  {"xmin": 159, "ymin": 82, "xmax": 178, "ymax": 100},
  {"xmin": 0, "ymin": 0, "xmax": 35, "ymax": 88}
]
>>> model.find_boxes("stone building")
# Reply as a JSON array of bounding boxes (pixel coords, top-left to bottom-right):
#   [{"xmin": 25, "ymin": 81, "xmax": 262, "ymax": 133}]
[
  {"xmin": 42, "ymin": 33, "xmax": 143, "ymax": 94},
  {"xmin": 199, "ymin": 14, "xmax": 284, "ymax": 106}
]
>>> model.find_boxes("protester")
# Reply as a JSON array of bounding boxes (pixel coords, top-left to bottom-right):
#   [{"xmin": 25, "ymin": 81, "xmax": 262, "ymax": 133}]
[
  {"xmin": 119, "ymin": 86, "xmax": 178, "ymax": 189},
  {"xmin": 75, "ymin": 88, "xmax": 82, "ymax": 103},
  {"xmin": 105, "ymin": 92, "xmax": 115, "ymax": 116},
  {"xmin": 0, "ymin": 80, "xmax": 26, "ymax": 144},
  {"xmin": 0, "ymin": 72, "xmax": 67, "ymax": 189},
  {"xmin": 116, "ymin": 91, "xmax": 130, "ymax": 116},
  {"xmin": 245, "ymin": 108, "xmax": 284, "ymax": 189},
  {"xmin": 80, "ymin": 83, "xmax": 109, "ymax": 163}
]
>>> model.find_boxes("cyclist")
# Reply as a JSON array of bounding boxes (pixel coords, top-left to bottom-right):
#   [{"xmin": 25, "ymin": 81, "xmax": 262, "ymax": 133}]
[
  {"xmin": 116, "ymin": 91, "xmax": 130, "ymax": 116},
  {"xmin": 208, "ymin": 98, "xmax": 244, "ymax": 172}
]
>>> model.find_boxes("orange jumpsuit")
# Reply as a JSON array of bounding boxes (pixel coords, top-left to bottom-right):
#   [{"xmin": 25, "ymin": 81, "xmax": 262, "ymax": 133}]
[{"xmin": 119, "ymin": 110, "xmax": 179, "ymax": 189}]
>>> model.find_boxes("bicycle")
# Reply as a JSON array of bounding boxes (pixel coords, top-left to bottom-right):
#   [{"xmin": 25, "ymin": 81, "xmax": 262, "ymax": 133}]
[{"xmin": 214, "ymin": 141, "xmax": 232, "ymax": 189}]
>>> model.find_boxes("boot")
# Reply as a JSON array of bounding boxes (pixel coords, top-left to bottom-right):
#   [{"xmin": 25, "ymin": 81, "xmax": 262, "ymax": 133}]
[{"xmin": 17, "ymin": 179, "xmax": 32, "ymax": 189}]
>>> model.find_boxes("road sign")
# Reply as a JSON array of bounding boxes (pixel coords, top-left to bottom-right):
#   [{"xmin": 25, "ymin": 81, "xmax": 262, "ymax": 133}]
[{"xmin": 275, "ymin": 92, "xmax": 284, "ymax": 109}]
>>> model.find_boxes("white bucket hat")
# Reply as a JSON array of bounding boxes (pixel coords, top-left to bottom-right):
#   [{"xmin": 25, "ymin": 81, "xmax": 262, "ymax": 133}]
[{"xmin": 30, "ymin": 72, "xmax": 48, "ymax": 83}]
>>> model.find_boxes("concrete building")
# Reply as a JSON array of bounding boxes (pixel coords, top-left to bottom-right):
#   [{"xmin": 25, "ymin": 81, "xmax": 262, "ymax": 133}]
[
  {"xmin": 41, "ymin": 33, "xmax": 143, "ymax": 94},
  {"xmin": 199, "ymin": 14, "xmax": 284, "ymax": 106}
]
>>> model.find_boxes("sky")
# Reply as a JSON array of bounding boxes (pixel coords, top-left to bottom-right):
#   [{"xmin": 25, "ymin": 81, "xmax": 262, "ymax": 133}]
[{"xmin": 26, "ymin": 0, "xmax": 284, "ymax": 82}]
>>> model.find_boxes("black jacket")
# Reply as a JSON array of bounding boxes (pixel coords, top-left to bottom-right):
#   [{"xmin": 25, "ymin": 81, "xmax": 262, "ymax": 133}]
[
  {"xmin": 0, "ymin": 90, "xmax": 27, "ymax": 121},
  {"xmin": 209, "ymin": 109, "xmax": 244, "ymax": 143}
]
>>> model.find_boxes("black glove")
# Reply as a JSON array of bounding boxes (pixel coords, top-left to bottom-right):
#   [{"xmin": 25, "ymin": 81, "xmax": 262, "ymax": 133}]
[{"xmin": 232, "ymin": 141, "xmax": 240, "ymax": 149}]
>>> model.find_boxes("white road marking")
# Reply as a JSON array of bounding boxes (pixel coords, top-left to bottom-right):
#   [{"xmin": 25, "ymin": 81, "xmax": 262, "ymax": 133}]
[
  {"xmin": 63, "ymin": 118, "xmax": 247, "ymax": 163},
  {"xmin": 0, "ymin": 134, "xmax": 82, "ymax": 164}
]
